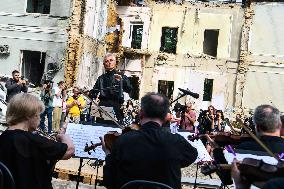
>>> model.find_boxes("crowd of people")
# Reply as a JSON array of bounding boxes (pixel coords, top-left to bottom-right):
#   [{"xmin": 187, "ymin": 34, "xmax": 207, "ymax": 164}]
[{"xmin": 0, "ymin": 53, "xmax": 284, "ymax": 189}]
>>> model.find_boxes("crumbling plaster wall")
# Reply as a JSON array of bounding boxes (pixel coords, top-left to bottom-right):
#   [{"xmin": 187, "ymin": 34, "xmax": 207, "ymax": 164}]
[
  {"xmin": 76, "ymin": 0, "xmax": 108, "ymax": 88},
  {"xmin": 0, "ymin": 0, "xmax": 71, "ymax": 82},
  {"xmin": 141, "ymin": 55, "xmax": 238, "ymax": 110},
  {"xmin": 241, "ymin": 3, "xmax": 284, "ymax": 112},
  {"xmin": 0, "ymin": 0, "xmax": 71, "ymax": 17},
  {"xmin": 117, "ymin": 6, "xmax": 151, "ymax": 50},
  {"xmin": 147, "ymin": 3, "xmax": 243, "ymax": 60},
  {"xmin": 139, "ymin": 2, "xmax": 243, "ymax": 110}
]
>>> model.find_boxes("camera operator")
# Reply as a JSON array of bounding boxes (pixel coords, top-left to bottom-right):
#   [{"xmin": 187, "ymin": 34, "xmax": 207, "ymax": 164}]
[
  {"xmin": 180, "ymin": 102, "xmax": 196, "ymax": 132},
  {"xmin": 5, "ymin": 70, "xmax": 28, "ymax": 102},
  {"xmin": 197, "ymin": 105, "xmax": 216, "ymax": 134},
  {"xmin": 39, "ymin": 80, "xmax": 54, "ymax": 134}
]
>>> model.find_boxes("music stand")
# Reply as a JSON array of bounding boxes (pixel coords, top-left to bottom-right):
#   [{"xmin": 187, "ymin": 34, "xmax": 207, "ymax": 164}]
[
  {"xmin": 91, "ymin": 106, "xmax": 117, "ymax": 121},
  {"xmin": 65, "ymin": 123, "xmax": 122, "ymax": 189}
]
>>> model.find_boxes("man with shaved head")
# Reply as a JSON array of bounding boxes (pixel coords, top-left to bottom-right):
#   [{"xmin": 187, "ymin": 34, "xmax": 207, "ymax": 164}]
[{"xmin": 101, "ymin": 92, "xmax": 197, "ymax": 189}]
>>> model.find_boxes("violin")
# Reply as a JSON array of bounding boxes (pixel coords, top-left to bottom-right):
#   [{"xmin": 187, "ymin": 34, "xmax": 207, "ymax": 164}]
[
  {"xmin": 217, "ymin": 158, "xmax": 284, "ymax": 187},
  {"xmin": 84, "ymin": 127, "xmax": 133, "ymax": 154},
  {"xmin": 188, "ymin": 132, "xmax": 251, "ymax": 146}
]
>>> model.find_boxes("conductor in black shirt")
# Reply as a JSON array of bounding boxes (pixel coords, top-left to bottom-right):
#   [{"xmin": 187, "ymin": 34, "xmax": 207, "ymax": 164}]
[
  {"xmin": 91, "ymin": 53, "xmax": 132, "ymax": 122},
  {"xmin": 0, "ymin": 93, "xmax": 75, "ymax": 189},
  {"xmin": 101, "ymin": 92, "xmax": 198, "ymax": 189}
]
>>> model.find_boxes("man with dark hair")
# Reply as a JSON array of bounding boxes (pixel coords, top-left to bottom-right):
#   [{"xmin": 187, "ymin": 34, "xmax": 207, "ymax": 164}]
[
  {"xmin": 5, "ymin": 70, "xmax": 28, "ymax": 102},
  {"xmin": 101, "ymin": 92, "xmax": 198, "ymax": 189},
  {"xmin": 91, "ymin": 53, "xmax": 132, "ymax": 122},
  {"xmin": 236, "ymin": 104, "xmax": 284, "ymax": 153},
  {"xmin": 39, "ymin": 80, "xmax": 54, "ymax": 134}
]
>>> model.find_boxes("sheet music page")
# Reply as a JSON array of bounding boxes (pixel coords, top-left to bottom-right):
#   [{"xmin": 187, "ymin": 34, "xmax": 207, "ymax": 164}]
[
  {"xmin": 66, "ymin": 123, "xmax": 121, "ymax": 160},
  {"xmin": 177, "ymin": 132, "xmax": 212, "ymax": 162},
  {"xmin": 224, "ymin": 150, "xmax": 278, "ymax": 165}
]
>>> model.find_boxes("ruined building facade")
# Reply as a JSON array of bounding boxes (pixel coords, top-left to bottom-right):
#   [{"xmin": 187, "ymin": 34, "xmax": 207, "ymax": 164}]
[
  {"xmin": 0, "ymin": 0, "xmax": 283, "ymax": 113},
  {"xmin": 0, "ymin": 0, "xmax": 72, "ymax": 84},
  {"xmin": 115, "ymin": 1, "xmax": 284, "ymax": 112}
]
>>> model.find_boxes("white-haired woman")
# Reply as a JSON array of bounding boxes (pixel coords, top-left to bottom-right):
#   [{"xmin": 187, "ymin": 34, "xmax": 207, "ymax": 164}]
[{"xmin": 0, "ymin": 93, "xmax": 74, "ymax": 189}]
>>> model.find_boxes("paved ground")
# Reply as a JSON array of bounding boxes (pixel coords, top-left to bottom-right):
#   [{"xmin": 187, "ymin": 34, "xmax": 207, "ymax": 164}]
[{"xmin": 52, "ymin": 178, "xmax": 106, "ymax": 189}]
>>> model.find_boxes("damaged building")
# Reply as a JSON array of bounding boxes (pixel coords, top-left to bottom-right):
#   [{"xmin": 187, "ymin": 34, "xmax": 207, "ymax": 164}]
[
  {"xmin": 65, "ymin": 0, "xmax": 109, "ymax": 87},
  {"xmin": 0, "ymin": 0, "xmax": 283, "ymax": 113},
  {"xmin": 236, "ymin": 1, "xmax": 284, "ymax": 113},
  {"xmin": 115, "ymin": 0, "xmax": 284, "ymax": 112},
  {"xmin": 116, "ymin": 1, "xmax": 244, "ymax": 110},
  {"xmin": 0, "ymin": 0, "xmax": 72, "ymax": 85}
]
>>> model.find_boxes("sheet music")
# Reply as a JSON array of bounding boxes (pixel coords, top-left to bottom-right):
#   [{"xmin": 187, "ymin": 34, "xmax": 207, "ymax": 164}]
[
  {"xmin": 177, "ymin": 132, "xmax": 212, "ymax": 162},
  {"xmin": 224, "ymin": 150, "xmax": 278, "ymax": 165},
  {"xmin": 66, "ymin": 123, "xmax": 121, "ymax": 160}
]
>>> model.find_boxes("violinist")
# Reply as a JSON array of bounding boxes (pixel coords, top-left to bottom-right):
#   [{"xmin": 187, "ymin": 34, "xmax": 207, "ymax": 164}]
[
  {"xmin": 235, "ymin": 104, "xmax": 284, "ymax": 153},
  {"xmin": 0, "ymin": 93, "xmax": 75, "ymax": 189},
  {"xmin": 100, "ymin": 92, "xmax": 197, "ymax": 189}
]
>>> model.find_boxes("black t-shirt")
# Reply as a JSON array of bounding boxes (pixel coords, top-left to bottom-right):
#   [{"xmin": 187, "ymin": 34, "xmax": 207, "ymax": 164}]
[
  {"xmin": 103, "ymin": 121, "xmax": 198, "ymax": 189},
  {"xmin": 92, "ymin": 70, "xmax": 133, "ymax": 104},
  {"xmin": 236, "ymin": 135, "xmax": 284, "ymax": 154},
  {"xmin": 0, "ymin": 129, "xmax": 68, "ymax": 189}
]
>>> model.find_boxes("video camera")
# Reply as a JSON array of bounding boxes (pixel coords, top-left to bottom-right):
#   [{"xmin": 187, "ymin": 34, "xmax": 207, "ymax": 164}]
[
  {"xmin": 43, "ymin": 80, "xmax": 53, "ymax": 90},
  {"xmin": 173, "ymin": 103, "xmax": 186, "ymax": 113}
]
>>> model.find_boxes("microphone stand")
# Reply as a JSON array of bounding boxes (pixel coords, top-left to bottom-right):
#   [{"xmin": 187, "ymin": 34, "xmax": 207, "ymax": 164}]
[{"xmin": 170, "ymin": 93, "xmax": 186, "ymax": 105}]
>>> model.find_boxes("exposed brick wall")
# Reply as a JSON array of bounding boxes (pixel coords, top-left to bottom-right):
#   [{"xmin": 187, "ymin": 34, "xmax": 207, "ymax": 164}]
[
  {"xmin": 64, "ymin": 0, "xmax": 85, "ymax": 87},
  {"xmin": 235, "ymin": 3, "xmax": 255, "ymax": 111}
]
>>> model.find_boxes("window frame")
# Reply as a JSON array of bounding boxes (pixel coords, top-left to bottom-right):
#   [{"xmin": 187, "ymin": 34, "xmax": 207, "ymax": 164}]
[
  {"xmin": 160, "ymin": 27, "xmax": 178, "ymax": 54},
  {"xmin": 130, "ymin": 23, "xmax": 144, "ymax": 49},
  {"xmin": 203, "ymin": 78, "xmax": 214, "ymax": 101},
  {"xmin": 25, "ymin": 0, "xmax": 51, "ymax": 15}
]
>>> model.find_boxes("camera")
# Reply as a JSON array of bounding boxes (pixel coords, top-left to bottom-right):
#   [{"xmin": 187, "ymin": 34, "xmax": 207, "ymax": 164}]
[
  {"xmin": 43, "ymin": 80, "xmax": 53, "ymax": 90},
  {"xmin": 173, "ymin": 103, "xmax": 186, "ymax": 113}
]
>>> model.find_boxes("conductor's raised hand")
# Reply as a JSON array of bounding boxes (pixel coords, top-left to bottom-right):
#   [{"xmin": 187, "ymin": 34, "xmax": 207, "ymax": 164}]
[{"xmin": 100, "ymin": 136, "xmax": 111, "ymax": 155}]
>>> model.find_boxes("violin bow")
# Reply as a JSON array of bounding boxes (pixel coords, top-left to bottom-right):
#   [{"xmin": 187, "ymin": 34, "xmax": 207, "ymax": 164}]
[
  {"xmin": 224, "ymin": 118, "xmax": 240, "ymax": 136},
  {"xmin": 238, "ymin": 120, "xmax": 279, "ymax": 161},
  {"xmin": 78, "ymin": 89, "xmax": 124, "ymax": 129}
]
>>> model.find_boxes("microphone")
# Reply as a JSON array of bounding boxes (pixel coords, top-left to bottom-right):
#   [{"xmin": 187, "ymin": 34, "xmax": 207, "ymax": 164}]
[{"xmin": 178, "ymin": 88, "xmax": 199, "ymax": 99}]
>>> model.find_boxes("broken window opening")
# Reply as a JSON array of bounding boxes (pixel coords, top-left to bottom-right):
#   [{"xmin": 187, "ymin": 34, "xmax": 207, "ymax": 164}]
[
  {"xmin": 158, "ymin": 80, "xmax": 174, "ymax": 100},
  {"xmin": 203, "ymin": 78, "xmax": 214, "ymax": 101},
  {"xmin": 160, "ymin": 27, "xmax": 178, "ymax": 54},
  {"xmin": 131, "ymin": 24, "xmax": 143, "ymax": 49},
  {"xmin": 26, "ymin": 0, "xmax": 51, "ymax": 14},
  {"xmin": 116, "ymin": 0, "xmax": 144, "ymax": 6},
  {"xmin": 128, "ymin": 76, "xmax": 140, "ymax": 100},
  {"xmin": 21, "ymin": 50, "xmax": 46, "ymax": 87},
  {"xmin": 203, "ymin": 29, "xmax": 219, "ymax": 57}
]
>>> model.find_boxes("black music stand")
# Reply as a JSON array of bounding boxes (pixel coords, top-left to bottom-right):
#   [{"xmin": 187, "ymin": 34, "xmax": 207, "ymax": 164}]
[
  {"xmin": 75, "ymin": 157, "xmax": 104, "ymax": 189},
  {"xmin": 66, "ymin": 123, "xmax": 121, "ymax": 189}
]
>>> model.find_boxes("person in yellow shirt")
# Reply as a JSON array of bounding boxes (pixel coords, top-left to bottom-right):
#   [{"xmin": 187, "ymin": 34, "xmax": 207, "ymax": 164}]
[{"xmin": 66, "ymin": 87, "xmax": 86, "ymax": 124}]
